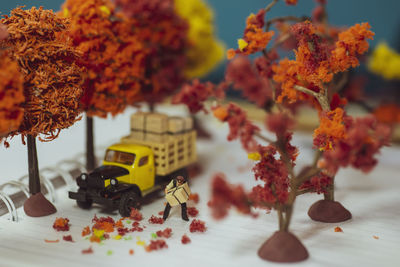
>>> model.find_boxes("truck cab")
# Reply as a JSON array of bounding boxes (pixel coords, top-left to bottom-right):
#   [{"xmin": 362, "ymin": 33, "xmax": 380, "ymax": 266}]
[{"xmin": 103, "ymin": 143, "xmax": 155, "ymax": 191}]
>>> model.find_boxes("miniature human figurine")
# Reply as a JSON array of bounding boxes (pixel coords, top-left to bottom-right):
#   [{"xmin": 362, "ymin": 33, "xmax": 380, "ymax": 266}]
[{"xmin": 163, "ymin": 176, "xmax": 190, "ymax": 221}]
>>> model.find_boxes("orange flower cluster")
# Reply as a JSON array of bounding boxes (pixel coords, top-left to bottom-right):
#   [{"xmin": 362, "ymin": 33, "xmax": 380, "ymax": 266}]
[
  {"xmin": 62, "ymin": 0, "xmax": 145, "ymax": 118},
  {"xmin": 0, "ymin": 49, "xmax": 24, "ymax": 138},
  {"xmin": 1, "ymin": 7, "xmax": 83, "ymax": 141},
  {"xmin": 373, "ymin": 104, "xmax": 400, "ymax": 125},
  {"xmin": 313, "ymin": 108, "xmax": 347, "ymax": 150},
  {"xmin": 227, "ymin": 9, "xmax": 274, "ymax": 59},
  {"xmin": 330, "ymin": 23, "xmax": 374, "ymax": 72},
  {"xmin": 273, "ymin": 22, "xmax": 374, "ymax": 105}
]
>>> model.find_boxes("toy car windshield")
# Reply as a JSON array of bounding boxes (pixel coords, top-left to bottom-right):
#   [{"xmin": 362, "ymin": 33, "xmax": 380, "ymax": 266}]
[{"xmin": 104, "ymin": 150, "xmax": 136, "ymax": 165}]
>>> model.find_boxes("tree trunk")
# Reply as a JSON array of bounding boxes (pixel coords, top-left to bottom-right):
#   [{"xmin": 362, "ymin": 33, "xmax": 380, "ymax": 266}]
[
  {"xmin": 27, "ymin": 134, "xmax": 40, "ymax": 194},
  {"xmin": 24, "ymin": 134, "xmax": 57, "ymax": 217},
  {"xmin": 149, "ymin": 102, "xmax": 155, "ymax": 112},
  {"xmin": 86, "ymin": 115, "xmax": 95, "ymax": 171}
]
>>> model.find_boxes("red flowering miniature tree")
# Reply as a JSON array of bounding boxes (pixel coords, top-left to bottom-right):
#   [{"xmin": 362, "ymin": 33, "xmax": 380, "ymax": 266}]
[
  {"xmin": 62, "ymin": 0, "xmax": 146, "ymax": 170},
  {"xmin": 174, "ymin": 0, "xmax": 391, "ymax": 262},
  {"xmin": 0, "ymin": 24, "xmax": 24, "ymax": 139},
  {"xmin": 114, "ymin": 0, "xmax": 189, "ymax": 109},
  {"xmin": 1, "ymin": 7, "xmax": 84, "ymax": 217}
]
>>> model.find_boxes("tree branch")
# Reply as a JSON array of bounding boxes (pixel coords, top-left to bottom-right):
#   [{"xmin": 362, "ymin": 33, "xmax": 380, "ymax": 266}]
[
  {"xmin": 266, "ymin": 15, "xmax": 309, "ymax": 31},
  {"xmin": 265, "ymin": 0, "xmax": 279, "ymax": 13},
  {"xmin": 255, "ymin": 132, "xmax": 275, "ymax": 144},
  {"xmin": 294, "ymin": 85, "xmax": 330, "ymax": 111}
]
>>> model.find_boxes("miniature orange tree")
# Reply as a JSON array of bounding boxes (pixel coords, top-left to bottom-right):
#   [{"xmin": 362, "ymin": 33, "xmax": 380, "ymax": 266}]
[
  {"xmin": 174, "ymin": 0, "xmax": 391, "ymax": 262},
  {"xmin": 1, "ymin": 7, "xmax": 84, "ymax": 217},
  {"xmin": 61, "ymin": 0, "xmax": 147, "ymax": 170},
  {"xmin": 114, "ymin": 0, "xmax": 189, "ymax": 109},
  {"xmin": 0, "ymin": 24, "xmax": 24, "ymax": 139}
]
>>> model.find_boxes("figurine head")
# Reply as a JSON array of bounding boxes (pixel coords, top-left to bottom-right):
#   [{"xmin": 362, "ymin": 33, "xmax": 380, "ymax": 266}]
[{"xmin": 176, "ymin": 176, "xmax": 185, "ymax": 185}]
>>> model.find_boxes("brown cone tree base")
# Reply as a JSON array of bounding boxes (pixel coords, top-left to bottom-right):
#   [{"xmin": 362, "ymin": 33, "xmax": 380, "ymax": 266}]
[
  {"xmin": 24, "ymin": 192, "xmax": 57, "ymax": 217},
  {"xmin": 258, "ymin": 231, "xmax": 309, "ymax": 263},
  {"xmin": 308, "ymin": 199, "xmax": 352, "ymax": 223}
]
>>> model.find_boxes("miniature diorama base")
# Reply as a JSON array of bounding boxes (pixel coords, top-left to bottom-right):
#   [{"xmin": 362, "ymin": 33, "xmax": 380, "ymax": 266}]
[
  {"xmin": 23, "ymin": 192, "xmax": 57, "ymax": 217},
  {"xmin": 308, "ymin": 199, "xmax": 352, "ymax": 223},
  {"xmin": 257, "ymin": 231, "xmax": 309, "ymax": 262}
]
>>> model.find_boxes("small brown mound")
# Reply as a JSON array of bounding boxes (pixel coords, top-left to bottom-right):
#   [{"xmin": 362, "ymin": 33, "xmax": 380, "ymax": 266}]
[
  {"xmin": 24, "ymin": 192, "xmax": 57, "ymax": 217},
  {"xmin": 258, "ymin": 231, "xmax": 309, "ymax": 263},
  {"xmin": 308, "ymin": 199, "xmax": 352, "ymax": 223}
]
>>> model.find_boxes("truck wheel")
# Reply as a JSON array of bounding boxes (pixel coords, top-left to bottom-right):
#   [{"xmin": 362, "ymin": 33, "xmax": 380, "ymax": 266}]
[
  {"xmin": 76, "ymin": 189, "xmax": 93, "ymax": 209},
  {"xmin": 119, "ymin": 191, "xmax": 140, "ymax": 217}
]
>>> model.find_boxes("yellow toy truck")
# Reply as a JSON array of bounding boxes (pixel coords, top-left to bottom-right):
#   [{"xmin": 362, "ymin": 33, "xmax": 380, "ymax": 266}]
[{"xmin": 69, "ymin": 112, "xmax": 196, "ymax": 217}]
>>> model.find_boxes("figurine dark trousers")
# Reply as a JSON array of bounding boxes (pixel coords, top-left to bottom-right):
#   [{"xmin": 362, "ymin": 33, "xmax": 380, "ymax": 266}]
[{"xmin": 163, "ymin": 202, "xmax": 189, "ymax": 221}]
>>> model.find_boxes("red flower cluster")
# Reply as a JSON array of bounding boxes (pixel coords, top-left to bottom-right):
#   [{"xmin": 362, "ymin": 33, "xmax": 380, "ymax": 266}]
[
  {"xmin": 320, "ymin": 116, "xmax": 391, "ymax": 175},
  {"xmin": 145, "ymin": 239, "xmax": 168, "ymax": 252},
  {"xmin": 156, "ymin": 228, "xmax": 172, "ymax": 238},
  {"xmin": 187, "ymin": 207, "xmax": 199, "ymax": 217},
  {"xmin": 225, "ymin": 56, "xmax": 273, "ymax": 108},
  {"xmin": 181, "ymin": 234, "xmax": 191, "ymax": 244},
  {"xmin": 251, "ymin": 145, "xmax": 290, "ymax": 205},
  {"xmin": 265, "ymin": 112, "xmax": 295, "ymax": 137},
  {"xmin": 299, "ymin": 172, "xmax": 333, "ymax": 194},
  {"xmin": 63, "ymin": 235, "xmax": 74, "ymax": 242},
  {"xmin": 189, "ymin": 219, "xmax": 207, "ymax": 233},
  {"xmin": 131, "ymin": 221, "xmax": 144, "ymax": 232},
  {"xmin": 213, "ymin": 103, "xmax": 260, "ymax": 152},
  {"xmin": 208, "ymin": 173, "xmax": 251, "ymax": 219},
  {"xmin": 148, "ymin": 215, "xmax": 164, "ymax": 224},
  {"xmin": 172, "ymin": 79, "xmax": 224, "ymax": 113},
  {"xmin": 130, "ymin": 208, "xmax": 143, "ymax": 221}
]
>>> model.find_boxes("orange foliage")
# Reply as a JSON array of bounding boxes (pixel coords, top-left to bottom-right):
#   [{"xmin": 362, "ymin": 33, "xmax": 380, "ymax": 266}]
[
  {"xmin": 373, "ymin": 104, "xmax": 400, "ymax": 125},
  {"xmin": 1, "ymin": 7, "xmax": 83, "ymax": 141},
  {"xmin": 313, "ymin": 108, "xmax": 347, "ymax": 150},
  {"xmin": 0, "ymin": 50, "xmax": 24, "ymax": 138},
  {"xmin": 114, "ymin": 0, "xmax": 189, "ymax": 104},
  {"xmin": 228, "ymin": 10, "xmax": 274, "ymax": 59},
  {"xmin": 62, "ymin": 0, "xmax": 145, "ymax": 118},
  {"xmin": 273, "ymin": 23, "xmax": 374, "ymax": 106},
  {"xmin": 330, "ymin": 23, "xmax": 374, "ymax": 73},
  {"xmin": 272, "ymin": 58, "xmax": 305, "ymax": 104}
]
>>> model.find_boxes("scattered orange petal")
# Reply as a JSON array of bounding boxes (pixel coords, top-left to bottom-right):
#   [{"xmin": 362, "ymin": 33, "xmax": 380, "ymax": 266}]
[
  {"xmin": 334, "ymin": 226, "xmax": 343, "ymax": 232},
  {"xmin": 44, "ymin": 239, "xmax": 60, "ymax": 243}
]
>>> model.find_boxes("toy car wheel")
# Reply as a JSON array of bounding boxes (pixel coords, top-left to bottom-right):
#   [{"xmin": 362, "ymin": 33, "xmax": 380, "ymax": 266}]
[
  {"xmin": 76, "ymin": 189, "xmax": 93, "ymax": 209},
  {"xmin": 119, "ymin": 191, "xmax": 140, "ymax": 217}
]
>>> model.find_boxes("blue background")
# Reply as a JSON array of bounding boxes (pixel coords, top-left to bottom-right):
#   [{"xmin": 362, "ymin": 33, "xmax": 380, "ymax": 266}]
[
  {"xmin": 1, "ymin": 0, "xmax": 400, "ymax": 92},
  {"xmin": 1, "ymin": 0, "xmax": 399, "ymax": 48}
]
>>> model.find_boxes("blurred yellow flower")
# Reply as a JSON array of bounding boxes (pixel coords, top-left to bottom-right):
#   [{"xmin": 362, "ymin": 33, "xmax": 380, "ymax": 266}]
[
  {"xmin": 248, "ymin": 152, "xmax": 261, "ymax": 161},
  {"xmin": 368, "ymin": 42, "xmax": 400, "ymax": 80},
  {"xmin": 175, "ymin": 0, "xmax": 225, "ymax": 78},
  {"xmin": 238, "ymin": 38, "xmax": 248, "ymax": 51}
]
